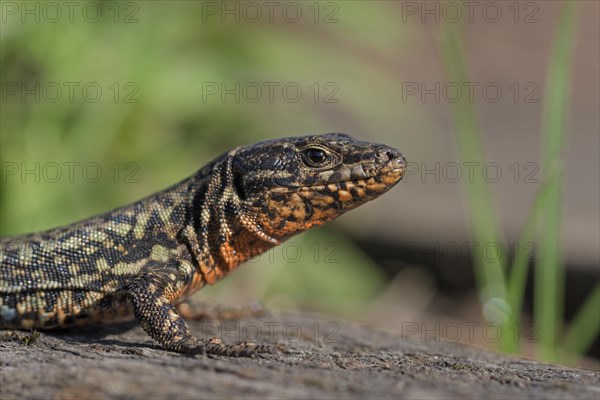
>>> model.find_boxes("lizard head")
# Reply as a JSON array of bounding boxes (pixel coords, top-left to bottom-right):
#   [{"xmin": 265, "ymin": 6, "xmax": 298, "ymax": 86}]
[{"xmin": 229, "ymin": 133, "xmax": 406, "ymax": 240}]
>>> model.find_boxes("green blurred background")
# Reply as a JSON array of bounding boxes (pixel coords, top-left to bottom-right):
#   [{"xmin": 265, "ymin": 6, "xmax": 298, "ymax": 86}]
[{"xmin": 1, "ymin": 1, "xmax": 598, "ymax": 368}]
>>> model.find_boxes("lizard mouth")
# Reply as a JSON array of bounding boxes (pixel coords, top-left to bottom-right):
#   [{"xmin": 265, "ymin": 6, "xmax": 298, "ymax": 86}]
[
  {"xmin": 332, "ymin": 156, "xmax": 406, "ymax": 199},
  {"xmin": 322, "ymin": 153, "xmax": 406, "ymax": 188},
  {"xmin": 265, "ymin": 154, "xmax": 406, "ymax": 199}
]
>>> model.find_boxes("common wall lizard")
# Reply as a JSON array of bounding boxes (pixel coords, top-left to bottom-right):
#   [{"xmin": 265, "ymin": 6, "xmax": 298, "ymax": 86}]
[{"xmin": 0, "ymin": 133, "xmax": 406, "ymax": 356}]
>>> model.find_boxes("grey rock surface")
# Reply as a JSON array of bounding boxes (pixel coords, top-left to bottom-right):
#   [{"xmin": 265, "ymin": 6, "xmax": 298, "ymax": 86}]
[{"xmin": 1, "ymin": 313, "xmax": 598, "ymax": 400}]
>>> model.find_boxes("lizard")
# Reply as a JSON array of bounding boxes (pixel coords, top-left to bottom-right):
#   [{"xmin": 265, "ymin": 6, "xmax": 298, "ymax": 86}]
[{"xmin": 0, "ymin": 133, "xmax": 406, "ymax": 356}]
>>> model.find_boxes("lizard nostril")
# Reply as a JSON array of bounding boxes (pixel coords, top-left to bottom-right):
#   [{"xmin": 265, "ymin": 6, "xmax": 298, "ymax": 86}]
[{"xmin": 381, "ymin": 148, "xmax": 399, "ymax": 161}]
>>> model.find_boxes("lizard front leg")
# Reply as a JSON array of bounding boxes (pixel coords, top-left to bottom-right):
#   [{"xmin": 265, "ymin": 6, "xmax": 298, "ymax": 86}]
[{"xmin": 125, "ymin": 265, "xmax": 269, "ymax": 356}]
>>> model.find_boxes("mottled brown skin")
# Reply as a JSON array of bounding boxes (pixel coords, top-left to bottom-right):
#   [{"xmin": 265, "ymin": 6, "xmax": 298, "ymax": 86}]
[{"xmin": 0, "ymin": 133, "xmax": 406, "ymax": 356}]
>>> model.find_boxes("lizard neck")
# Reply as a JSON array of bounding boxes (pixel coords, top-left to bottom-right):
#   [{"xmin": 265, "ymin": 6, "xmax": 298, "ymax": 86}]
[{"xmin": 181, "ymin": 155, "xmax": 279, "ymax": 286}]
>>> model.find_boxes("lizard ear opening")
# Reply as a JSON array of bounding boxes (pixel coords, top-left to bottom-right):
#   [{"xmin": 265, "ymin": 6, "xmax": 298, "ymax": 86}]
[{"xmin": 232, "ymin": 170, "xmax": 247, "ymax": 201}]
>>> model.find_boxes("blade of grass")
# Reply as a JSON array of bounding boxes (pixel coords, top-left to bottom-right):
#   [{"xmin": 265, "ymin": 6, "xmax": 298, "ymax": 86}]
[
  {"xmin": 503, "ymin": 169, "xmax": 556, "ymax": 354},
  {"xmin": 441, "ymin": 25, "xmax": 508, "ymax": 320},
  {"xmin": 562, "ymin": 283, "xmax": 600, "ymax": 356},
  {"xmin": 535, "ymin": 2, "xmax": 579, "ymax": 362}
]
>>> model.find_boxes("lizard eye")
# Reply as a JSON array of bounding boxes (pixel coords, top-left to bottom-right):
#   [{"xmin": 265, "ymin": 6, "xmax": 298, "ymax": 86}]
[{"xmin": 302, "ymin": 147, "xmax": 328, "ymax": 167}]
